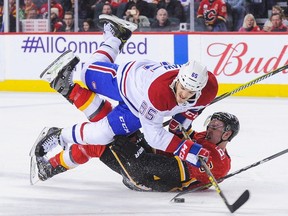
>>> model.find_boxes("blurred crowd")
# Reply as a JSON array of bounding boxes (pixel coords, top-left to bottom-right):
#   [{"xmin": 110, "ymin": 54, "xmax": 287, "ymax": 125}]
[{"xmin": 0, "ymin": 0, "xmax": 287, "ymax": 32}]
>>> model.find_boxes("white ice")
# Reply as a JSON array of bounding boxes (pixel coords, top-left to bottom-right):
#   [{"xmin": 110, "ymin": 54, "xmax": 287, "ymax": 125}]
[{"xmin": 0, "ymin": 92, "xmax": 287, "ymax": 216}]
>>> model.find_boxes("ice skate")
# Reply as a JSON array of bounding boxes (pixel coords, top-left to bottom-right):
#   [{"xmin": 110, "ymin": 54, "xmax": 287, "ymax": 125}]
[
  {"xmin": 37, "ymin": 156, "xmax": 67, "ymax": 181},
  {"xmin": 40, "ymin": 50, "xmax": 80, "ymax": 97},
  {"xmin": 30, "ymin": 155, "xmax": 40, "ymax": 185},
  {"xmin": 99, "ymin": 14, "xmax": 138, "ymax": 49},
  {"xmin": 30, "ymin": 127, "xmax": 64, "ymax": 157},
  {"xmin": 30, "ymin": 155, "xmax": 67, "ymax": 184}
]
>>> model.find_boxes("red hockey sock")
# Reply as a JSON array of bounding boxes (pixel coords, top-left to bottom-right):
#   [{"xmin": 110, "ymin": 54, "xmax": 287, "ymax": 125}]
[
  {"xmin": 49, "ymin": 144, "xmax": 107, "ymax": 168},
  {"xmin": 68, "ymin": 83, "xmax": 112, "ymax": 122},
  {"xmin": 89, "ymin": 100, "xmax": 112, "ymax": 122},
  {"xmin": 68, "ymin": 83, "xmax": 91, "ymax": 106}
]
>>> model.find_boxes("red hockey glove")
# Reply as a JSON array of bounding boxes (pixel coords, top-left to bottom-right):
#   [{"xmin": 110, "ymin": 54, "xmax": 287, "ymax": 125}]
[
  {"xmin": 169, "ymin": 118, "xmax": 183, "ymax": 135},
  {"xmin": 174, "ymin": 140, "xmax": 210, "ymax": 167}
]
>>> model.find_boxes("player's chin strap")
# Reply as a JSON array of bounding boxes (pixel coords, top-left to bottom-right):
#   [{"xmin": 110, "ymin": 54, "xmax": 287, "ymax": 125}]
[{"xmin": 179, "ymin": 124, "xmax": 250, "ymax": 213}]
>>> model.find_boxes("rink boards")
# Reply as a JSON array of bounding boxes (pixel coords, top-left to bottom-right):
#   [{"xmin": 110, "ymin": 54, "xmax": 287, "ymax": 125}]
[{"xmin": 0, "ymin": 32, "xmax": 287, "ymax": 97}]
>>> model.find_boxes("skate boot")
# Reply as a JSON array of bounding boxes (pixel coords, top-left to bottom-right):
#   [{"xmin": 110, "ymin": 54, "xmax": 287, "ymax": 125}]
[
  {"xmin": 36, "ymin": 156, "xmax": 67, "ymax": 181},
  {"xmin": 40, "ymin": 50, "xmax": 80, "ymax": 99},
  {"xmin": 32, "ymin": 127, "xmax": 65, "ymax": 157},
  {"xmin": 99, "ymin": 14, "xmax": 138, "ymax": 50}
]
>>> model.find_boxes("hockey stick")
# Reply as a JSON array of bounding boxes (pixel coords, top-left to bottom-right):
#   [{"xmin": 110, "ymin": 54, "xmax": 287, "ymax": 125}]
[
  {"xmin": 178, "ymin": 125, "xmax": 249, "ymax": 213},
  {"xmin": 171, "ymin": 147, "xmax": 288, "ymax": 202},
  {"xmin": 199, "ymin": 158, "xmax": 250, "ymax": 213},
  {"xmin": 221, "ymin": 148, "xmax": 288, "ymax": 180},
  {"xmin": 163, "ymin": 64, "xmax": 288, "ymax": 127}
]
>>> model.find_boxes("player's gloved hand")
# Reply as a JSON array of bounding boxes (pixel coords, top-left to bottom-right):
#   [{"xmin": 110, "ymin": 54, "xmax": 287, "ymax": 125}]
[
  {"xmin": 169, "ymin": 113, "xmax": 195, "ymax": 138},
  {"xmin": 111, "ymin": 136, "xmax": 145, "ymax": 161},
  {"xmin": 174, "ymin": 139, "xmax": 210, "ymax": 167},
  {"xmin": 169, "ymin": 119, "xmax": 182, "ymax": 135}
]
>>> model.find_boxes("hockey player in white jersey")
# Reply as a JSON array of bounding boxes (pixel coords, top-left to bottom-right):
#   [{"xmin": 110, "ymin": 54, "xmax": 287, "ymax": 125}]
[{"xmin": 32, "ymin": 14, "xmax": 218, "ymax": 169}]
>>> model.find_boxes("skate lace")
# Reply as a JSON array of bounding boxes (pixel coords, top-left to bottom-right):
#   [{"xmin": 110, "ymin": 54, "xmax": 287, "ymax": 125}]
[
  {"xmin": 67, "ymin": 71, "xmax": 74, "ymax": 86},
  {"xmin": 42, "ymin": 134, "xmax": 60, "ymax": 152},
  {"xmin": 104, "ymin": 23, "xmax": 116, "ymax": 35},
  {"xmin": 60, "ymin": 63, "xmax": 74, "ymax": 87}
]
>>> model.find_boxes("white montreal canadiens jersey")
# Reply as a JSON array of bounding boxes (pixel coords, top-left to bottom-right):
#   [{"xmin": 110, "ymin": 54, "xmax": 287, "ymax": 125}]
[{"xmin": 116, "ymin": 60, "xmax": 218, "ymax": 152}]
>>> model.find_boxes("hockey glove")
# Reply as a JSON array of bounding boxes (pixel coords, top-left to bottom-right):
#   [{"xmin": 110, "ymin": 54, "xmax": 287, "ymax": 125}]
[
  {"xmin": 169, "ymin": 113, "xmax": 187, "ymax": 136},
  {"xmin": 111, "ymin": 136, "xmax": 145, "ymax": 161},
  {"xmin": 174, "ymin": 140, "xmax": 210, "ymax": 167}
]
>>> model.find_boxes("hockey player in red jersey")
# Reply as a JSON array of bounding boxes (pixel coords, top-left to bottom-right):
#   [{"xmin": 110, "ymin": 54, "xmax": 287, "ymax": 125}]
[
  {"xmin": 33, "ymin": 112, "xmax": 239, "ymax": 192},
  {"xmin": 32, "ymin": 14, "xmax": 218, "ymax": 171},
  {"xmin": 197, "ymin": 0, "xmax": 228, "ymax": 31}
]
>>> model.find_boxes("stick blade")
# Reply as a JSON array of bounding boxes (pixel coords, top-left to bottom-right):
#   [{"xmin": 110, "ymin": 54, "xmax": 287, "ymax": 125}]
[{"xmin": 229, "ymin": 190, "xmax": 250, "ymax": 213}]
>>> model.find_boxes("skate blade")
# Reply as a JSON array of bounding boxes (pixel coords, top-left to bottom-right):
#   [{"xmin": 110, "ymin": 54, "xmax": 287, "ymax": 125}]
[
  {"xmin": 40, "ymin": 50, "xmax": 74, "ymax": 82},
  {"xmin": 30, "ymin": 155, "xmax": 40, "ymax": 185},
  {"xmin": 29, "ymin": 127, "xmax": 50, "ymax": 157}
]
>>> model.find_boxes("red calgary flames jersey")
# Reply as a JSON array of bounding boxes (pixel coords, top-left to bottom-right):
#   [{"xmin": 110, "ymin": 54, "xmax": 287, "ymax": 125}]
[
  {"xmin": 187, "ymin": 131, "xmax": 231, "ymax": 186},
  {"xmin": 197, "ymin": 0, "xmax": 227, "ymax": 25}
]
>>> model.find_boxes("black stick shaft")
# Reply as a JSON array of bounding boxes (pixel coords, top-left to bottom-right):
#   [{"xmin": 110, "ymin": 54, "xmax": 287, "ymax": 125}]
[{"xmin": 221, "ymin": 148, "xmax": 288, "ymax": 181}]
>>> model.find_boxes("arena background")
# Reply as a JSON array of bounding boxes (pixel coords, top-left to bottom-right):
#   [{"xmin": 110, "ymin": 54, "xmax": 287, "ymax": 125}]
[{"xmin": 0, "ymin": 32, "xmax": 287, "ymax": 97}]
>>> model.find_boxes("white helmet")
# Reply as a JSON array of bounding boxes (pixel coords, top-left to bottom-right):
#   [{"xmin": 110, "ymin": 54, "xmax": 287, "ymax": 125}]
[{"xmin": 177, "ymin": 60, "xmax": 208, "ymax": 91}]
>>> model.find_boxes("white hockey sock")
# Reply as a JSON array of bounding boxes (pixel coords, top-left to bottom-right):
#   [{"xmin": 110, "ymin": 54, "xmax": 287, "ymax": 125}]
[{"xmin": 61, "ymin": 118, "xmax": 115, "ymax": 145}]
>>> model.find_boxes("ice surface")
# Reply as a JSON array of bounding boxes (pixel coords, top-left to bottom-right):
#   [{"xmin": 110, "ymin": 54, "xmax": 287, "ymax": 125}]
[{"xmin": 0, "ymin": 92, "xmax": 287, "ymax": 216}]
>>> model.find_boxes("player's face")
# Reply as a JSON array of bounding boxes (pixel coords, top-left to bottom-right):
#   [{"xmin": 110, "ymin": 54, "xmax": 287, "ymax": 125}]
[
  {"xmin": 175, "ymin": 82, "xmax": 196, "ymax": 104},
  {"xmin": 205, "ymin": 119, "xmax": 226, "ymax": 144}
]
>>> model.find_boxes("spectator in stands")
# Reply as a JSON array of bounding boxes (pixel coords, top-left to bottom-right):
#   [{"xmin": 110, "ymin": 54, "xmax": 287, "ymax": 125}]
[
  {"xmin": 63, "ymin": 11, "xmax": 76, "ymax": 32},
  {"xmin": 225, "ymin": 0, "xmax": 246, "ymax": 31},
  {"xmin": 123, "ymin": 0, "xmax": 154, "ymax": 19},
  {"xmin": 94, "ymin": 3, "xmax": 114, "ymax": 30},
  {"xmin": 124, "ymin": 3, "xmax": 150, "ymax": 28},
  {"xmin": 40, "ymin": 0, "xmax": 64, "ymax": 19},
  {"xmin": 60, "ymin": 0, "xmax": 96, "ymax": 19},
  {"xmin": 57, "ymin": 0, "xmax": 72, "ymax": 14},
  {"xmin": 22, "ymin": 0, "xmax": 39, "ymax": 19},
  {"xmin": 66, "ymin": 0, "xmax": 94, "ymax": 20},
  {"xmin": 157, "ymin": 0, "xmax": 186, "ymax": 23},
  {"xmin": 263, "ymin": 5, "xmax": 287, "ymax": 31},
  {"xmin": 197, "ymin": 0, "xmax": 228, "ymax": 32},
  {"xmin": 238, "ymin": 13, "xmax": 260, "ymax": 32},
  {"xmin": 8, "ymin": 0, "xmax": 17, "ymax": 32},
  {"xmin": 151, "ymin": 8, "xmax": 178, "ymax": 31},
  {"xmin": 110, "ymin": 0, "xmax": 128, "ymax": 10},
  {"xmin": 79, "ymin": 18, "xmax": 98, "ymax": 32},
  {"xmin": 93, "ymin": 0, "xmax": 114, "ymax": 24},
  {"xmin": 102, "ymin": 3, "xmax": 113, "ymax": 15},
  {"xmin": 25, "ymin": 8, "xmax": 38, "ymax": 19},
  {"xmin": 284, "ymin": 7, "xmax": 288, "ymax": 26},
  {"xmin": 263, "ymin": 13, "xmax": 287, "ymax": 32},
  {"xmin": 50, "ymin": 7, "xmax": 65, "ymax": 32},
  {"xmin": 0, "ymin": 2, "xmax": 3, "ymax": 31},
  {"xmin": 245, "ymin": 0, "xmax": 266, "ymax": 19}
]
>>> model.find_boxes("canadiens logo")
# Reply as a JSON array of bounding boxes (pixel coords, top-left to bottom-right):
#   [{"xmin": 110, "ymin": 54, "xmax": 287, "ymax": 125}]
[{"xmin": 92, "ymin": 81, "xmax": 97, "ymax": 89}]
